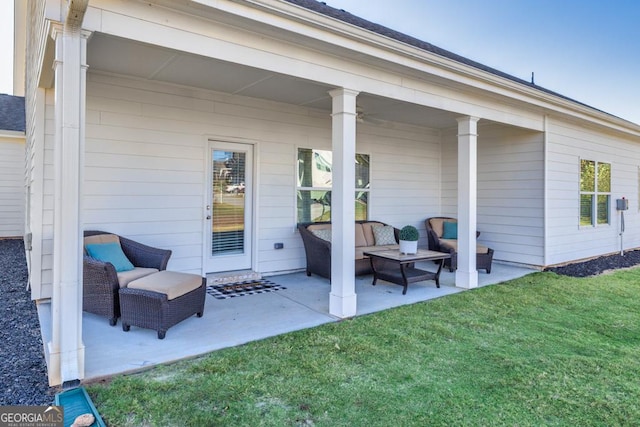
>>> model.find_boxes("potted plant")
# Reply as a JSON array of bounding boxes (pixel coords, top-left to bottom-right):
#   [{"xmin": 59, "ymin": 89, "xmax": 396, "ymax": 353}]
[{"xmin": 398, "ymin": 225, "xmax": 419, "ymax": 254}]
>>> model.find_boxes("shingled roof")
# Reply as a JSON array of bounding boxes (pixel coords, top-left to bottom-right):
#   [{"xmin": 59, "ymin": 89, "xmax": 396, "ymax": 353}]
[
  {"xmin": 0, "ymin": 94, "xmax": 26, "ymax": 133},
  {"xmin": 284, "ymin": 0, "xmax": 609, "ymax": 117}
]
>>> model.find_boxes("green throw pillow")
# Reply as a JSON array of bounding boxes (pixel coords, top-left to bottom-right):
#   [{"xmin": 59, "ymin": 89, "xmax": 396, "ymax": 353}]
[
  {"xmin": 85, "ymin": 242, "xmax": 135, "ymax": 272},
  {"xmin": 442, "ymin": 221, "xmax": 458, "ymax": 239}
]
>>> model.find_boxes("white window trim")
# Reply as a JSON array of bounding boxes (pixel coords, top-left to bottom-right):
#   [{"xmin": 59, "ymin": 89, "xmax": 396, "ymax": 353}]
[
  {"xmin": 579, "ymin": 158, "xmax": 611, "ymax": 228},
  {"xmin": 295, "ymin": 147, "xmax": 371, "ymax": 224}
]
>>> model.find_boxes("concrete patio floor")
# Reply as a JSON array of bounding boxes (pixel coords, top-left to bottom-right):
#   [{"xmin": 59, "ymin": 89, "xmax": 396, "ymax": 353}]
[{"xmin": 37, "ymin": 261, "xmax": 537, "ymax": 382}]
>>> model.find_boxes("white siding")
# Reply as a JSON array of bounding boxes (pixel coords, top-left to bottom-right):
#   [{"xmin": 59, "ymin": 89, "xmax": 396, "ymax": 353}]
[
  {"xmin": 73, "ymin": 73, "xmax": 441, "ymax": 280},
  {"xmin": 35, "ymin": 90, "xmax": 55, "ymax": 299},
  {"xmin": 30, "ymin": 70, "xmax": 638, "ymax": 292},
  {"xmin": 441, "ymin": 123, "xmax": 545, "ymax": 265},
  {"xmin": 83, "ymin": 75, "xmax": 209, "ymax": 275},
  {"xmin": 25, "ymin": 0, "xmax": 50, "ymax": 299},
  {"xmin": 358, "ymin": 124, "xmax": 441, "ymax": 243},
  {"xmin": 546, "ymin": 118, "xmax": 640, "ymax": 265},
  {"xmin": 0, "ymin": 137, "xmax": 25, "ymax": 237}
]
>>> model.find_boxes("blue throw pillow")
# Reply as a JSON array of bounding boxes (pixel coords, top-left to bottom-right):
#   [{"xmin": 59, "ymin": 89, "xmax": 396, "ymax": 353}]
[
  {"xmin": 85, "ymin": 242, "xmax": 135, "ymax": 272},
  {"xmin": 442, "ymin": 221, "xmax": 458, "ymax": 239}
]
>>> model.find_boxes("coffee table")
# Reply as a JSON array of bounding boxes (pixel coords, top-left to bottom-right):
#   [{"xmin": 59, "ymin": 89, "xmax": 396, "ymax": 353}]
[{"xmin": 363, "ymin": 249, "xmax": 451, "ymax": 295}]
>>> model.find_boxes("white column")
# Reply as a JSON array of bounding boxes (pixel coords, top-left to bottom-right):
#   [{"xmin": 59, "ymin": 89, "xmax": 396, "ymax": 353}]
[
  {"xmin": 455, "ymin": 116, "xmax": 479, "ymax": 289},
  {"xmin": 48, "ymin": 24, "xmax": 89, "ymax": 387},
  {"xmin": 328, "ymin": 88, "xmax": 359, "ymax": 318}
]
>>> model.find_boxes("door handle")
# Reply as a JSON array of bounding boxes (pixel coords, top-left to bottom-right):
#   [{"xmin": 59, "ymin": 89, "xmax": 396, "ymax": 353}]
[{"xmin": 206, "ymin": 215, "xmax": 211, "ymax": 220}]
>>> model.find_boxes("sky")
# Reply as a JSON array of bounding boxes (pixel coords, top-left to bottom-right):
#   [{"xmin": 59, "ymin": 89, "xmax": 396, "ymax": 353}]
[
  {"xmin": 0, "ymin": 1, "xmax": 12, "ymax": 96},
  {"xmin": 325, "ymin": 0, "xmax": 640, "ymax": 124},
  {"xmin": 1, "ymin": 1, "xmax": 639, "ymax": 124}
]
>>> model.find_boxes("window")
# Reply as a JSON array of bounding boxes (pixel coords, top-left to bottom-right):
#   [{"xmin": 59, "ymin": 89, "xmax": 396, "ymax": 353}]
[
  {"xmin": 212, "ymin": 150, "xmax": 247, "ymax": 255},
  {"xmin": 580, "ymin": 159, "xmax": 611, "ymax": 226},
  {"xmin": 297, "ymin": 148, "xmax": 370, "ymax": 222}
]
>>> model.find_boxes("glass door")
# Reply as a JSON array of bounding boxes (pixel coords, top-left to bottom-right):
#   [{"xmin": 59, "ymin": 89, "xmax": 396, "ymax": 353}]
[{"xmin": 206, "ymin": 142, "xmax": 253, "ymax": 272}]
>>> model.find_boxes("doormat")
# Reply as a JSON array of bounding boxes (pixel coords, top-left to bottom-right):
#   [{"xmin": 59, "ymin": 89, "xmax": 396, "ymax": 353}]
[{"xmin": 206, "ymin": 279, "xmax": 287, "ymax": 300}]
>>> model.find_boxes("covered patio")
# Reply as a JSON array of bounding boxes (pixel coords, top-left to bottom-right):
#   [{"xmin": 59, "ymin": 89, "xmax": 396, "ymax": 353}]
[
  {"xmin": 37, "ymin": 261, "xmax": 535, "ymax": 381},
  {"xmin": 21, "ymin": 0, "xmax": 551, "ymax": 387}
]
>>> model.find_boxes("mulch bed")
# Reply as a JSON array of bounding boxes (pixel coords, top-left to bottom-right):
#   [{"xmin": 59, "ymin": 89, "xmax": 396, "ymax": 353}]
[
  {"xmin": 544, "ymin": 249, "xmax": 640, "ymax": 277},
  {"xmin": 0, "ymin": 238, "xmax": 55, "ymax": 405}
]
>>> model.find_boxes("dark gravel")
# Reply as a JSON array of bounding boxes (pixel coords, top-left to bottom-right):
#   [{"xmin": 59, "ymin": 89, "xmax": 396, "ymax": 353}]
[
  {"xmin": 544, "ymin": 249, "xmax": 640, "ymax": 277},
  {"xmin": 0, "ymin": 238, "xmax": 55, "ymax": 405}
]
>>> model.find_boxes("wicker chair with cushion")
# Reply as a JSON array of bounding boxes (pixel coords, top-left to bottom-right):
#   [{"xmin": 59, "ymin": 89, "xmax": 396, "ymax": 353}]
[
  {"xmin": 425, "ymin": 217, "xmax": 494, "ymax": 273},
  {"xmin": 83, "ymin": 230, "xmax": 172, "ymax": 326}
]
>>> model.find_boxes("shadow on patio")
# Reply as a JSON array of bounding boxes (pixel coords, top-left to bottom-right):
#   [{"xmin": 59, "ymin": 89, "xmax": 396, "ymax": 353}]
[{"xmin": 37, "ymin": 261, "xmax": 536, "ymax": 381}]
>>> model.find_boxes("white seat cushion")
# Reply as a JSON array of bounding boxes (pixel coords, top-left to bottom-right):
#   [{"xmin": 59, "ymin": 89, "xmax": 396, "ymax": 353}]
[
  {"xmin": 117, "ymin": 267, "xmax": 159, "ymax": 288},
  {"xmin": 127, "ymin": 271, "xmax": 203, "ymax": 300}
]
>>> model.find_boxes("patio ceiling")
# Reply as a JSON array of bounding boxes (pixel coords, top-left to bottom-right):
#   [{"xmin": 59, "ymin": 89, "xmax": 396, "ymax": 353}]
[{"xmin": 87, "ymin": 33, "xmax": 460, "ymax": 129}]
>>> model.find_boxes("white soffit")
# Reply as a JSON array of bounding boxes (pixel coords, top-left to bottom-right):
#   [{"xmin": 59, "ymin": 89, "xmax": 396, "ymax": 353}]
[{"xmin": 86, "ymin": 33, "xmax": 462, "ymax": 129}]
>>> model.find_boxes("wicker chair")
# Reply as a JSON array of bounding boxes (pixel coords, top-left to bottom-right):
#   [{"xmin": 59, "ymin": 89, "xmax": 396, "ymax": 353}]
[
  {"xmin": 425, "ymin": 217, "xmax": 494, "ymax": 273},
  {"xmin": 83, "ymin": 230, "xmax": 172, "ymax": 326}
]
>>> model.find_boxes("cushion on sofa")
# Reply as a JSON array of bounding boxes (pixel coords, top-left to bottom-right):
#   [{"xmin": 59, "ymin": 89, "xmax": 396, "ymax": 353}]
[
  {"xmin": 117, "ymin": 267, "xmax": 159, "ymax": 288},
  {"xmin": 307, "ymin": 223, "xmax": 373, "ymax": 247},
  {"xmin": 84, "ymin": 233, "xmax": 120, "ymax": 246},
  {"xmin": 354, "ymin": 224, "xmax": 367, "ymax": 247},
  {"xmin": 372, "ymin": 224, "xmax": 396, "ymax": 245},
  {"xmin": 428, "ymin": 218, "xmax": 450, "ymax": 238},
  {"xmin": 361, "ymin": 222, "xmax": 384, "ymax": 246}
]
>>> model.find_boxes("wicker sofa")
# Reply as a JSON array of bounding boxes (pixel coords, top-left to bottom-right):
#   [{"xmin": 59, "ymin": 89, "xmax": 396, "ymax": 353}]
[
  {"xmin": 83, "ymin": 230, "xmax": 172, "ymax": 325},
  {"xmin": 297, "ymin": 221, "xmax": 400, "ymax": 280},
  {"xmin": 425, "ymin": 217, "xmax": 494, "ymax": 273}
]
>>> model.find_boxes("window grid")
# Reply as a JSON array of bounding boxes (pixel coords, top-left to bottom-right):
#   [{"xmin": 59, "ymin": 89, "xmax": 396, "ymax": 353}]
[
  {"xmin": 296, "ymin": 148, "xmax": 370, "ymax": 223},
  {"xmin": 580, "ymin": 159, "xmax": 611, "ymax": 227}
]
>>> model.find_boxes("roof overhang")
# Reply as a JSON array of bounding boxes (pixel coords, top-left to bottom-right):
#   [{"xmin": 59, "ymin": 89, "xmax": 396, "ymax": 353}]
[
  {"xmin": 39, "ymin": 0, "xmax": 640, "ymax": 136},
  {"xmin": 226, "ymin": 0, "xmax": 640, "ymax": 136}
]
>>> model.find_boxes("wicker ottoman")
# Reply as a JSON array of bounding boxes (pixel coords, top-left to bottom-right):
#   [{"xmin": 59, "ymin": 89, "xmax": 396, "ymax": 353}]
[{"xmin": 119, "ymin": 271, "xmax": 206, "ymax": 339}]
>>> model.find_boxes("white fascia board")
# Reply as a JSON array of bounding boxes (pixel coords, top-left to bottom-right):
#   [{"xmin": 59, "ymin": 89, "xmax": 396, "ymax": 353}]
[{"xmin": 0, "ymin": 130, "xmax": 26, "ymax": 139}]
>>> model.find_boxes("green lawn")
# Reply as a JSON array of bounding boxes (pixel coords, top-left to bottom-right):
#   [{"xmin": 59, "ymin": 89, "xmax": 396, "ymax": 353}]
[{"xmin": 87, "ymin": 269, "xmax": 640, "ymax": 426}]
